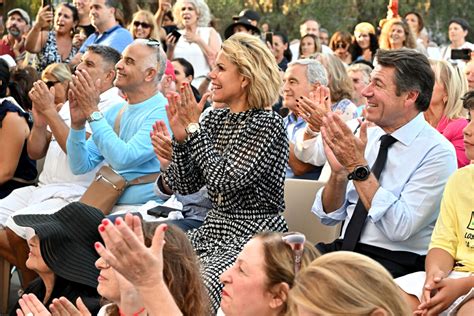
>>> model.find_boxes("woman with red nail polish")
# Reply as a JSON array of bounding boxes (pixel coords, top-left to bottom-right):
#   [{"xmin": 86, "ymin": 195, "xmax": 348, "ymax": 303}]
[
  {"xmin": 9, "ymin": 201, "xmax": 103, "ymax": 316},
  {"xmin": 160, "ymin": 33, "xmax": 289, "ymax": 313}
]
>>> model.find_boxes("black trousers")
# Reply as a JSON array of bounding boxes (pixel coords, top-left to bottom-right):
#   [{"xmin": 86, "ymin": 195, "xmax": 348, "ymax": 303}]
[{"xmin": 316, "ymin": 239, "xmax": 426, "ymax": 278}]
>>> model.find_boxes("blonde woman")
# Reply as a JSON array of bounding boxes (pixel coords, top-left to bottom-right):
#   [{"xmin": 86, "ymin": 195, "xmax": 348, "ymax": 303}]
[
  {"xmin": 289, "ymin": 251, "xmax": 411, "ymax": 315},
  {"xmin": 128, "ymin": 9, "xmax": 161, "ymax": 40},
  {"xmin": 425, "ymin": 59, "xmax": 469, "ymax": 167},
  {"xmin": 166, "ymin": 0, "xmax": 221, "ymax": 88},
  {"xmin": 379, "ymin": 19, "xmax": 417, "ymax": 50},
  {"xmin": 41, "ymin": 63, "xmax": 72, "ymax": 106},
  {"xmin": 154, "ymin": 33, "xmax": 288, "ymax": 313}
]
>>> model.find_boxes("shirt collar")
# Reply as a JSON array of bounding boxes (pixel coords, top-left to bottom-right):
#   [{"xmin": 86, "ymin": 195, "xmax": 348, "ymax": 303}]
[{"xmin": 390, "ymin": 112, "xmax": 427, "ymax": 146}]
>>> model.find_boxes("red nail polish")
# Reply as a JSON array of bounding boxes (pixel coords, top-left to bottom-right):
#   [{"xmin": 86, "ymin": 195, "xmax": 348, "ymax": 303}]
[
  {"xmin": 99, "ymin": 225, "xmax": 105, "ymax": 232},
  {"xmin": 102, "ymin": 219, "xmax": 109, "ymax": 226},
  {"xmin": 115, "ymin": 217, "xmax": 122, "ymax": 225},
  {"xmin": 95, "ymin": 242, "xmax": 101, "ymax": 249},
  {"xmin": 162, "ymin": 224, "xmax": 168, "ymax": 232}
]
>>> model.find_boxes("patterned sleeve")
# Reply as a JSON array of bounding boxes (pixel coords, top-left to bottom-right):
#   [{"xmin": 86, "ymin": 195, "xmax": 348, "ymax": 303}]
[{"xmin": 164, "ymin": 110, "xmax": 288, "ymax": 195}]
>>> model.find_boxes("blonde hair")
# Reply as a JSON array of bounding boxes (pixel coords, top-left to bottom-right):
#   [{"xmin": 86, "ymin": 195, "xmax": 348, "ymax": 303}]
[
  {"xmin": 41, "ymin": 63, "xmax": 72, "ymax": 82},
  {"xmin": 221, "ymin": 33, "xmax": 282, "ymax": 110},
  {"xmin": 313, "ymin": 52, "xmax": 353, "ymax": 102},
  {"xmin": 379, "ymin": 19, "xmax": 417, "ymax": 50},
  {"xmin": 129, "ymin": 9, "xmax": 160, "ymax": 40},
  {"xmin": 430, "ymin": 59, "xmax": 468, "ymax": 119},
  {"xmin": 288, "ymin": 252, "xmax": 410, "ymax": 316},
  {"xmin": 257, "ymin": 232, "xmax": 319, "ymax": 315}
]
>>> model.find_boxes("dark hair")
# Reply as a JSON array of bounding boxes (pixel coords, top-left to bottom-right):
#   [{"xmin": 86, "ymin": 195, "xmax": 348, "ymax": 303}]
[
  {"xmin": 60, "ymin": 2, "xmax": 79, "ymax": 24},
  {"xmin": 403, "ymin": 11, "xmax": 424, "ymax": 33},
  {"xmin": 87, "ymin": 44, "xmax": 121, "ymax": 69},
  {"xmin": 172, "ymin": 57, "xmax": 195, "ymax": 79},
  {"xmin": 449, "ymin": 18, "xmax": 470, "ymax": 31},
  {"xmin": 9, "ymin": 66, "xmax": 40, "ymax": 111},
  {"xmin": 274, "ymin": 31, "xmax": 292, "ymax": 62},
  {"xmin": 462, "ymin": 90, "xmax": 474, "ymax": 110},
  {"xmin": 164, "ymin": 10, "xmax": 174, "ymax": 22},
  {"xmin": 104, "ymin": 0, "xmax": 119, "ymax": 8},
  {"xmin": 376, "ymin": 49, "xmax": 434, "ymax": 112},
  {"xmin": 0, "ymin": 59, "xmax": 10, "ymax": 98},
  {"xmin": 350, "ymin": 33, "xmax": 379, "ymax": 62},
  {"xmin": 298, "ymin": 34, "xmax": 320, "ymax": 58}
]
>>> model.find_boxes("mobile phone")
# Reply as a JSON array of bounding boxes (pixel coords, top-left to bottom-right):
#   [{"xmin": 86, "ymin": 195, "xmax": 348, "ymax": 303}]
[
  {"xmin": 265, "ymin": 32, "xmax": 273, "ymax": 46},
  {"xmin": 147, "ymin": 205, "xmax": 181, "ymax": 218},
  {"xmin": 42, "ymin": 0, "xmax": 52, "ymax": 8},
  {"xmin": 171, "ymin": 29, "xmax": 182, "ymax": 41},
  {"xmin": 451, "ymin": 48, "xmax": 472, "ymax": 61}
]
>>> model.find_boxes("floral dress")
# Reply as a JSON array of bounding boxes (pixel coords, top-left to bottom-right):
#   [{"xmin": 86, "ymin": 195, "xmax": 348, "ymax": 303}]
[{"xmin": 37, "ymin": 31, "xmax": 77, "ymax": 73}]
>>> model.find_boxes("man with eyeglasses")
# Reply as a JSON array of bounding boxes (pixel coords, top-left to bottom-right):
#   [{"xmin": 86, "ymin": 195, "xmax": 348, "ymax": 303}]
[
  {"xmin": 0, "ymin": 44, "xmax": 123, "ymax": 286},
  {"xmin": 70, "ymin": 0, "xmax": 133, "ymax": 66},
  {"xmin": 66, "ymin": 39, "xmax": 169, "ymax": 215}
]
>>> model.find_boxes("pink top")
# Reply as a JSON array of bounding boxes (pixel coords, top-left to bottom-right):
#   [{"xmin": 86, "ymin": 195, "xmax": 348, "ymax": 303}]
[{"xmin": 436, "ymin": 116, "xmax": 469, "ymax": 168}]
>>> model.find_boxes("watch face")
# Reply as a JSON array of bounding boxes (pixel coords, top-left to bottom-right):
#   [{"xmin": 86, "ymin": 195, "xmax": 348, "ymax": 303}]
[
  {"xmin": 186, "ymin": 123, "xmax": 200, "ymax": 134},
  {"xmin": 355, "ymin": 167, "xmax": 369, "ymax": 179}
]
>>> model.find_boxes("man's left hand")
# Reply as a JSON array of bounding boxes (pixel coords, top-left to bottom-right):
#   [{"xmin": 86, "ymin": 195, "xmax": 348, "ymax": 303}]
[{"xmin": 70, "ymin": 69, "xmax": 100, "ymax": 118}]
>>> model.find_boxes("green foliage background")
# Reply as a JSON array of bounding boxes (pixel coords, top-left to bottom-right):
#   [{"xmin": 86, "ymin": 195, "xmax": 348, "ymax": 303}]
[{"xmin": 5, "ymin": 0, "xmax": 474, "ymax": 45}]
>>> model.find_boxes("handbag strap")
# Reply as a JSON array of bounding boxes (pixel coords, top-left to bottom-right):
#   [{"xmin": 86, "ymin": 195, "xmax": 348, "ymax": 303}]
[
  {"xmin": 114, "ymin": 105, "xmax": 127, "ymax": 135},
  {"xmin": 128, "ymin": 173, "xmax": 161, "ymax": 186}
]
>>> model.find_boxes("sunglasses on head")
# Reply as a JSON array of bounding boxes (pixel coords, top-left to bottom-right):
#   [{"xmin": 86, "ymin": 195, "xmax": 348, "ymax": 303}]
[
  {"xmin": 44, "ymin": 80, "xmax": 59, "ymax": 89},
  {"xmin": 146, "ymin": 38, "xmax": 161, "ymax": 48},
  {"xmin": 133, "ymin": 21, "xmax": 151, "ymax": 29},
  {"xmin": 282, "ymin": 232, "xmax": 306, "ymax": 274}
]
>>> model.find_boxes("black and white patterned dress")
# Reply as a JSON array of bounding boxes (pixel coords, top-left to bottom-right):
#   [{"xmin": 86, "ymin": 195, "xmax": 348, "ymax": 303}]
[{"xmin": 163, "ymin": 108, "xmax": 289, "ymax": 313}]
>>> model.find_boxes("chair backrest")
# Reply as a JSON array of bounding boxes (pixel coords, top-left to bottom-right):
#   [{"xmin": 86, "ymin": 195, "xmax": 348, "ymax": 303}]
[{"xmin": 284, "ymin": 179, "xmax": 341, "ymax": 244}]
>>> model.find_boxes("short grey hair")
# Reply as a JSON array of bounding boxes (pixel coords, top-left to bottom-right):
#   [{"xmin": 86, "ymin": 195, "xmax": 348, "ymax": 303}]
[
  {"xmin": 132, "ymin": 39, "xmax": 167, "ymax": 83},
  {"xmin": 288, "ymin": 59, "xmax": 328, "ymax": 86},
  {"xmin": 347, "ymin": 63, "xmax": 372, "ymax": 85}
]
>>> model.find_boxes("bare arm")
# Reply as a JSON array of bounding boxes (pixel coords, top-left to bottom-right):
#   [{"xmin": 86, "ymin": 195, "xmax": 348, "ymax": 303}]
[
  {"xmin": 24, "ymin": 6, "xmax": 52, "ymax": 53},
  {"xmin": 0, "ymin": 113, "xmax": 29, "ymax": 184}
]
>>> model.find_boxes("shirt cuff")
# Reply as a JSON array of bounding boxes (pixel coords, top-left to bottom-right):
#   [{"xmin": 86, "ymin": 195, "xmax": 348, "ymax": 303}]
[
  {"xmin": 367, "ymin": 186, "xmax": 398, "ymax": 222},
  {"xmin": 311, "ymin": 186, "xmax": 348, "ymax": 225},
  {"xmin": 69, "ymin": 126, "xmax": 86, "ymax": 141}
]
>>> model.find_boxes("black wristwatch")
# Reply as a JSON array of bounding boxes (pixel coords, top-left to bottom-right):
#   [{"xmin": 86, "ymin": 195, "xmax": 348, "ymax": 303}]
[{"xmin": 347, "ymin": 165, "xmax": 370, "ymax": 181}]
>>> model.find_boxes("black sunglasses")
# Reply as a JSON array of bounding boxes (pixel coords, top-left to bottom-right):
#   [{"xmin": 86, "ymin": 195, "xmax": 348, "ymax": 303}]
[
  {"xmin": 133, "ymin": 21, "xmax": 151, "ymax": 29},
  {"xmin": 335, "ymin": 42, "xmax": 349, "ymax": 49},
  {"xmin": 44, "ymin": 80, "xmax": 59, "ymax": 89}
]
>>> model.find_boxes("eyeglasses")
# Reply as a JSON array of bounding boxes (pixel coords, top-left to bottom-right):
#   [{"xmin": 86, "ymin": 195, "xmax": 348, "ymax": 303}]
[
  {"xmin": 335, "ymin": 42, "xmax": 349, "ymax": 49},
  {"xmin": 282, "ymin": 232, "xmax": 306, "ymax": 274},
  {"xmin": 44, "ymin": 80, "xmax": 59, "ymax": 88},
  {"xmin": 146, "ymin": 38, "xmax": 161, "ymax": 48},
  {"xmin": 133, "ymin": 21, "xmax": 151, "ymax": 29}
]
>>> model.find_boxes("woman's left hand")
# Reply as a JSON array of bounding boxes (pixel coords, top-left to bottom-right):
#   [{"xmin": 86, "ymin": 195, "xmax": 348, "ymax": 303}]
[{"xmin": 17, "ymin": 293, "xmax": 51, "ymax": 316}]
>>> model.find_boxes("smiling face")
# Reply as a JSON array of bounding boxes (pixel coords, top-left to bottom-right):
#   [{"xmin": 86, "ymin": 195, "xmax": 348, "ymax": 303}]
[
  {"xmin": 219, "ymin": 238, "xmax": 274, "ymax": 316},
  {"xmin": 180, "ymin": 2, "xmax": 198, "ymax": 27},
  {"xmin": 89, "ymin": 0, "xmax": 115, "ymax": 31},
  {"xmin": 355, "ymin": 31, "xmax": 370, "ymax": 50},
  {"xmin": 208, "ymin": 51, "xmax": 248, "ymax": 109},
  {"xmin": 172, "ymin": 60, "xmax": 192, "ymax": 87},
  {"xmin": 132, "ymin": 14, "xmax": 152, "ymax": 39},
  {"xmin": 54, "ymin": 5, "xmax": 77, "ymax": 35},
  {"xmin": 282, "ymin": 64, "xmax": 315, "ymax": 112},
  {"xmin": 114, "ymin": 43, "xmax": 154, "ymax": 93},
  {"xmin": 464, "ymin": 108, "xmax": 474, "ymax": 160},
  {"xmin": 389, "ymin": 24, "xmax": 406, "ymax": 48},
  {"xmin": 272, "ymin": 35, "xmax": 287, "ymax": 61},
  {"xmin": 362, "ymin": 65, "xmax": 415, "ymax": 133}
]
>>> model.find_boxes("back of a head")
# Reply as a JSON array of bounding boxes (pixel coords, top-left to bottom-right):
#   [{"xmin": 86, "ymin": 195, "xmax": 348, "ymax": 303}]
[
  {"xmin": 222, "ymin": 33, "xmax": 281, "ymax": 110},
  {"xmin": 289, "ymin": 251, "xmax": 410, "ymax": 315},
  {"xmin": 9, "ymin": 66, "xmax": 40, "ymax": 111},
  {"xmin": 257, "ymin": 231, "xmax": 319, "ymax": 314},
  {"xmin": 42, "ymin": 63, "xmax": 72, "ymax": 83},
  {"xmin": 0, "ymin": 59, "xmax": 10, "ymax": 98},
  {"xmin": 430, "ymin": 59, "xmax": 468, "ymax": 119},
  {"xmin": 143, "ymin": 224, "xmax": 208, "ymax": 315},
  {"xmin": 376, "ymin": 49, "xmax": 434, "ymax": 112}
]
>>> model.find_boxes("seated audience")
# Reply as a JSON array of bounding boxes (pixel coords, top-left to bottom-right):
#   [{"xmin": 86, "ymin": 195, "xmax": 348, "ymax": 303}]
[
  {"xmin": 94, "ymin": 214, "xmax": 319, "ymax": 316},
  {"xmin": 396, "ymin": 91, "xmax": 474, "ymax": 316},
  {"xmin": 329, "ymin": 31, "xmax": 352, "ymax": 65},
  {"xmin": 41, "ymin": 63, "xmax": 72, "ymax": 105},
  {"xmin": 0, "ymin": 45, "xmax": 122, "ymax": 287},
  {"xmin": 312, "ymin": 49, "xmax": 457, "ymax": 278},
  {"xmin": 298, "ymin": 34, "xmax": 320, "ymax": 59},
  {"xmin": 10, "ymin": 202, "xmax": 103, "ymax": 315},
  {"xmin": 425, "ymin": 59, "xmax": 469, "ymax": 168},
  {"xmin": 25, "ymin": 2, "xmax": 80, "ymax": 73},
  {"xmin": 289, "ymin": 251, "xmax": 410, "ymax": 315},
  {"xmin": 172, "ymin": 57, "xmax": 203, "ymax": 103},
  {"xmin": 0, "ymin": 63, "xmax": 37, "ymax": 199},
  {"xmin": 154, "ymin": 33, "xmax": 288, "ymax": 313},
  {"xmin": 347, "ymin": 62, "xmax": 372, "ymax": 114}
]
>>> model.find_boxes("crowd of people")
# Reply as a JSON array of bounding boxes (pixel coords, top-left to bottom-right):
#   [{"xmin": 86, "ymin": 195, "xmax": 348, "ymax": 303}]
[{"xmin": 0, "ymin": 0, "xmax": 473, "ymax": 315}]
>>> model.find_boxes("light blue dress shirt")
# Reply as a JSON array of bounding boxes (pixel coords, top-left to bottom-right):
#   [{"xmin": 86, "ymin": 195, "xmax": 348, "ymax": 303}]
[
  {"xmin": 67, "ymin": 92, "xmax": 169, "ymax": 205},
  {"xmin": 312, "ymin": 113, "xmax": 457, "ymax": 254}
]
